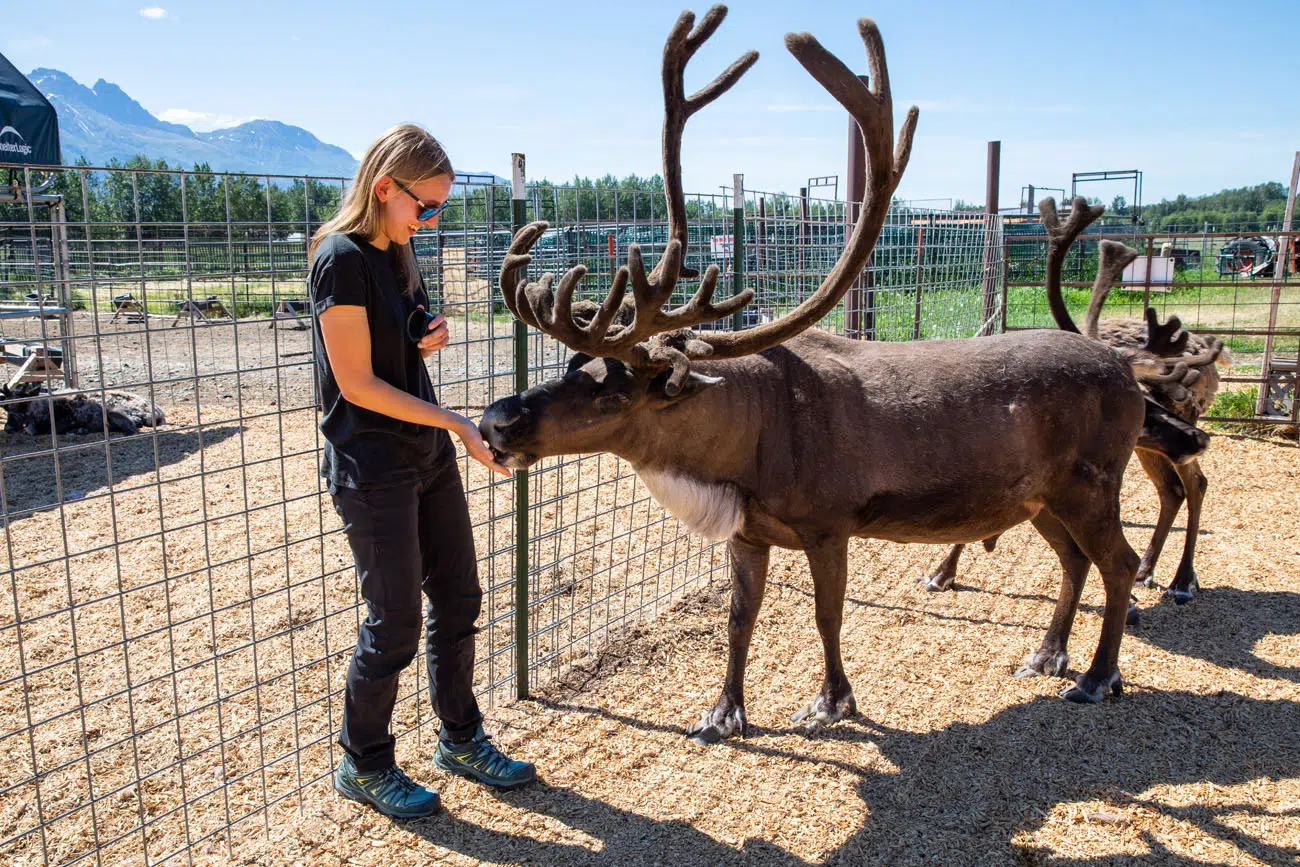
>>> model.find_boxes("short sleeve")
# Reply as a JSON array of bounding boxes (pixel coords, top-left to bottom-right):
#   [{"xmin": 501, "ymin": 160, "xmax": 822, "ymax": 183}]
[{"xmin": 310, "ymin": 236, "xmax": 369, "ymax": 314}]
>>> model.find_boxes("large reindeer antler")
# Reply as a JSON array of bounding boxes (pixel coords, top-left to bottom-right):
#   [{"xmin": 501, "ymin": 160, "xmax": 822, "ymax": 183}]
[
  {"xmin": 651, "ymin": 6, "xmax": 759, "ymax": 282},
  {"xmin": 500, "ymin": 5, "xmax": 918, "ymax": 394}
]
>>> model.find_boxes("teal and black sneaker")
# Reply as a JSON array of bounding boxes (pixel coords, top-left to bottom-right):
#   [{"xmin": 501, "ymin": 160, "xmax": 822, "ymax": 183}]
[
  {"xmin": 433, "ymin": 726, "xmax": 536, "ymax": 789},
  {"xmin": 333, "ymin": 755, "xmax": 441, "ymax": 818}
]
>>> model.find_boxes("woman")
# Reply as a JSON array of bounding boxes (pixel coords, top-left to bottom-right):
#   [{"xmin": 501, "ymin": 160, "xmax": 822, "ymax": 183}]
[{"xmin": 310, "ymin": 123, "xmax": 534, "ymax": 819}]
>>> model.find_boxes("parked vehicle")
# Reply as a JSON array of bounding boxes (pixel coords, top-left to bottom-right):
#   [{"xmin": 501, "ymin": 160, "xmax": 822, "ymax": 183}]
[{"xmin": 1217, "ymin": 236, "xmax": 1277, "ymax": 277}]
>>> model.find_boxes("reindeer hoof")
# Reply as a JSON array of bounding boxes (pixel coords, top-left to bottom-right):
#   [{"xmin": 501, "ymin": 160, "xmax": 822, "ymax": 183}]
[
  {"xmin": 1062, "ymin": 670, "xmax": 1123, "ymax": 704},
  {"xmin": 1134, "ymin": 572, "xmax": 1158, "ymax": 589},
  {"xmin": 920, "ymin": 566, "xmax": 955, "ymax": 592},
  {"xmin": 790, "ymin": 689, "xmax": 857, "ymax": 732},
  {"xmin": 1164, "ymin": 572, "xmax": 1198, "ymax": 605},
  {"xmin": 1126, "ymin": 600, "xmax": 1141, "ymax": 627},
  {"xmin": 1014, "ymin": 648, "xmax": 1069, "ymax": 678},
  {"xmin": 685, "ymin": 704, "xmax": 746, "ymax": 745}
]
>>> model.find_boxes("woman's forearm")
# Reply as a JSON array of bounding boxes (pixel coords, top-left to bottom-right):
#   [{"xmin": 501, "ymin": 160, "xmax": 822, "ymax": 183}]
[{"xmin": 341, "ymin": 375, "xmax": 463, "ymax": 431}]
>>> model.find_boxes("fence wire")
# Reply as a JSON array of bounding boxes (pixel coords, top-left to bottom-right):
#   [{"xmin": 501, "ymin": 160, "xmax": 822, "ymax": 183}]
[{"xmin": 0, "ymin": 163, "xmax": 1002, "ymax": 866}]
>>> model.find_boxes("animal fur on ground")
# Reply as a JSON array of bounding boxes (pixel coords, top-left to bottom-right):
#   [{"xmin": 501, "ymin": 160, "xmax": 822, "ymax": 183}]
[{"xmin": 1, "ymin": 382, "xmax": 167, "ymax": 436}]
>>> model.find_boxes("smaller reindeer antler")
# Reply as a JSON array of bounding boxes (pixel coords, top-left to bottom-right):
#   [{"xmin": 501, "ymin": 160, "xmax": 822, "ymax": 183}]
[
  {"xmin": 1140, "ymin": 307, "xmax": 1189, "ymax": 355},
  {"xmin": 1083, "ymin": 240, "xmax": 1139, "ymax": 339}
]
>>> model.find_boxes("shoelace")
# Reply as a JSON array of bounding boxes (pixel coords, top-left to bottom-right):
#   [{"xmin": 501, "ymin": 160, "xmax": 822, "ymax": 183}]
[
  {"xmin": 452, "ymin": 732, "xmax": 514, "ymax": 775},
  {"xmin": 361, "ymin": 765, "xmax": 422, "ymax": 800}
]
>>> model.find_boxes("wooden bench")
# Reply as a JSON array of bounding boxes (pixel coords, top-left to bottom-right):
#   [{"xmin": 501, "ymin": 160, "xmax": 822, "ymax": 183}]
[
  {"xmin": 169, "ymin": 295, "xmax": 233, "ymax": 326},
  {"xmin": 269, "ymin": 297, "xmax": 310, "ymax": 330},
  {"xmin": 2, "ymin": 341, "xmax": 64, "ymax": 389},
  {"xmin": 111, "ymin": 293, "xmax": 147, "ymax": 322}
]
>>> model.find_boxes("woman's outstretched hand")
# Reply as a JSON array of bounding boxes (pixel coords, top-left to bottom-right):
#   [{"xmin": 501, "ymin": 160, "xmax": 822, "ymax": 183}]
[{"xmin": 449, "ymin": 413, "xmax": 512, "ymax": 477}]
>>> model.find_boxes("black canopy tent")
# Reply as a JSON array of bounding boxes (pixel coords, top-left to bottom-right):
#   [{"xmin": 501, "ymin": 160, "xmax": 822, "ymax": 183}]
[{"xmin": 0, "ymin": 50, "xmax": 60, "ymax": 166}]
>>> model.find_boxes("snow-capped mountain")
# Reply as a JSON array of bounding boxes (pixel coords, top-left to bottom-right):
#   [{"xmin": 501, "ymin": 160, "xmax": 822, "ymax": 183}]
[{"xmin": 32, "ymin": 68, "xmax": 359, "ymax": 177}]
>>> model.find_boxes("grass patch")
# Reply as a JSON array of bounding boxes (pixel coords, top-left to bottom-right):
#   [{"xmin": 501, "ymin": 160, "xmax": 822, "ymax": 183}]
[{"xmin": 1202, "ymin": 385, "xmax": 1294, "ymax": 435}]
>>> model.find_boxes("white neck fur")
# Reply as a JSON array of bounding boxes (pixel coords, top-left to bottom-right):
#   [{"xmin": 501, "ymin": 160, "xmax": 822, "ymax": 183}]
[{"xmin": 637, "ymin": 469, "xmax": 742, "ymax": 542}]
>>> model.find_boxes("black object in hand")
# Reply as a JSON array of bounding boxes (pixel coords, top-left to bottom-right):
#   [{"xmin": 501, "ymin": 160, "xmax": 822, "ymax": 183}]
[{"xmin": 406, "ymin": 305, "xmax": 436, "ymax": 343}]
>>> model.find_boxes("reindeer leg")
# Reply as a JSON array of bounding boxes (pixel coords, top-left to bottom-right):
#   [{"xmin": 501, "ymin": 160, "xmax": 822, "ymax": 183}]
[
  {"xmin": 1134, "ymin": 449, "xmax": 1184, "ymax": 588},
  {"xmin": 1015, "ymin": 512, "xmax": 1087, "ymax": 679},
  {"xmin": 686, "ymin": 537, "xmax": 768, "ymax": 745},
  {"xmin": 1164, "ymin": 458, "xmax": 1205, "ymax": 605},
  {"xmin": 921, "ymin": 543, "xmax": 964, "ymax": 592},
  {"xmin": 1054, "ymin": 500, "xmax": 1138, "ymax": 704},
  {"xmin": 791, "ymin": 538, "xmax": 856, "ymax": 732}
]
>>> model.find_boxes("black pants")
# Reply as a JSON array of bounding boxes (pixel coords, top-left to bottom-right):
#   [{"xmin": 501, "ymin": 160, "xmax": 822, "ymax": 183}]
[{"xmin": 332, "ymin": 456, "xmax": 483, "ymax": 772}]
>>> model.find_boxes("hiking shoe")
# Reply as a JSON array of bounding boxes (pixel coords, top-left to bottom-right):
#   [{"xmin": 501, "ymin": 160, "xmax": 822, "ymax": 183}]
[
  {"xmin": 433, "ymin": 726, "xmax": 536, "ymax": 789},
  {"xmin": 333, "ymin": 755, "xmax": 441, "ymax": 818}
]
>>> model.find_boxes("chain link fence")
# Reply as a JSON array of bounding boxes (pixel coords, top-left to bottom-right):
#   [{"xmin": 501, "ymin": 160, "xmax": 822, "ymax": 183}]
[{"xmin": 0, "ymin": 163, "xmax": 1001, "ymax": 866}]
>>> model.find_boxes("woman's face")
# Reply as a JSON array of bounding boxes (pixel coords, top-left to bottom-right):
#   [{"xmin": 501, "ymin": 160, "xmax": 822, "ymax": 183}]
[{"xmin": 374, "ymin": 174, "xmax": 452, "ymax": 247}]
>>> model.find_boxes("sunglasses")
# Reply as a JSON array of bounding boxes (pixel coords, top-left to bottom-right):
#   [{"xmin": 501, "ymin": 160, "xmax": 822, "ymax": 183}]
[{"xmin": 392, "ymin": 179, "xmax": 449, "ymax": 222}]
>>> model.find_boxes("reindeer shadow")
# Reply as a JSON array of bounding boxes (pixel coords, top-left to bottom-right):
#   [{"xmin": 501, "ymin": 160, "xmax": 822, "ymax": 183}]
[
  {"xmin": 0, "ymin": 425, "xmax": 242, "ymax": 522},
  {"xmin": 1127, "ymin": 587, "xmax": 1300, "ymax": 684},
  {"xmin": 831, "ymin": 690, "xmax": 1300, "ymax": 865},
  {"xmin": 521, "ymin": 690, "xmax": 1299, "ymax": 866}
]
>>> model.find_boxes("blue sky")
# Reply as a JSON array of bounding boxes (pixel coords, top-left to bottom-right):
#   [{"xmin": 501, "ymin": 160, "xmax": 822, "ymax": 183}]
[{"xmin": 5, "ymin": 0, "xmax": 1297, "ymax": 207}]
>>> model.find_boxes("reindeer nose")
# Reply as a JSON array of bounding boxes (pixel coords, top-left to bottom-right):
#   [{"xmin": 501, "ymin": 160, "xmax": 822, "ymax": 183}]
[{"xmin": 480, "ymin": 396, "xmax": 525, "ymax": 445}]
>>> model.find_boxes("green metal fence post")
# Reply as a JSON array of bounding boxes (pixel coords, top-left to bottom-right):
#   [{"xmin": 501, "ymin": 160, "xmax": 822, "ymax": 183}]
[
  {"xmin": 510, "ymin": 153, "xmax": 530, "ymax": 700},
  {"xmin": 732, "ymin": 173, "xmax": 744, "ymax": 329}
]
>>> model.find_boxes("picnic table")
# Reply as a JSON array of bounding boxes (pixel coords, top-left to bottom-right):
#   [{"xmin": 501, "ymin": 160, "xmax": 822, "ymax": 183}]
[{"xmin": 0, "ymin": 303, "xmax": 73, "ymax": 387}]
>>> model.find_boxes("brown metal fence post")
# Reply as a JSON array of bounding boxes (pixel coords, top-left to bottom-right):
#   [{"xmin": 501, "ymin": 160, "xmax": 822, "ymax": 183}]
[
  {"xmin": 1256, "ymin": 150, "xmax": 1300, "ymax": 417},
  {"xmin": 980, "ymin": 141, "xmax": 1001, "ymax": 333},
  {"xmin": 845, "ymin": 74, "xmax": 868, "ymax": 338},
  {"xmin": 1000, "ymin": 236, "xmax": 1011, "ymax": 334},
  {"xmin": 912, "ymin": 224, "xmax": 925, "ymax": 340},
  {"xmin": 798, "ymin": 186, "xmax": 808, "ymax": 276}
]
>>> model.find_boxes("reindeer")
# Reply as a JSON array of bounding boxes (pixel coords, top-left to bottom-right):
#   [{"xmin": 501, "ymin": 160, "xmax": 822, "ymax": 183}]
[
  {"xmin": 921, "ymin": 198, "xmax": 1230, "ymax": 607},
  {"xmin": 1, "ymin": 381, "xmax": 166, "ymax": 436},
  {"xmin": 481, "ymin": 6, "xmax": 1181, "ymax": 744}
]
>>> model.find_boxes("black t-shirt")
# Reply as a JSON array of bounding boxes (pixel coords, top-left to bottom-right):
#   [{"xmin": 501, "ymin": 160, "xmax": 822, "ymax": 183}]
[{"xmin": 310, "ymin": 231, "xmax": 451, "ymax": 490}]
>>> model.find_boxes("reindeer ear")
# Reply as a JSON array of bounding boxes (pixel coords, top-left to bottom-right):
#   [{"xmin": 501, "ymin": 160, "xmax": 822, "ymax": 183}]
[
  {"xmin": 566, "ymin": 352, "xmax": 594, "ymax": 374},
  {"xmin": 655, "ymin": 370, "xmax": 724, "ymax": 404}
]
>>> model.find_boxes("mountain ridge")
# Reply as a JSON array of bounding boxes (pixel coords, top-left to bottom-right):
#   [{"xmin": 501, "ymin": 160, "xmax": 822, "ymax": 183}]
[{"xmin": 32, "ymin": 67, "xmax": 359, "ymax": 176}]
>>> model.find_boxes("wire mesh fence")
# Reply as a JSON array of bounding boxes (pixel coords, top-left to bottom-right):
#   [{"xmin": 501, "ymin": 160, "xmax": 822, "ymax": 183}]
[
  {"xmin": 1002, "ymin": 213, "xmax": 1299, "ymax": 425},
  {"xmin": 0, "ymin": 162, "xmax": 1002, "ymax": 866}
]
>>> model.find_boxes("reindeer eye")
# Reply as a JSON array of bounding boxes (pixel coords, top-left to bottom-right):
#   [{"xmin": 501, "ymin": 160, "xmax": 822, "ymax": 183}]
[{"xmin": 595, "ymin": 393, "xmax": 630, "ymax": 414}]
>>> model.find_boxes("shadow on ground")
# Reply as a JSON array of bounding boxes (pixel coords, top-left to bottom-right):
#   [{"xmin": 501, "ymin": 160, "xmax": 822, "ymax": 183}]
[
  {"xmin": 0, "ymin": 424, "xmax": 242, "ymax": 522},
  {"xmin": 379, "ymin": 688, "xmax": 1299, "ymax": 866}
]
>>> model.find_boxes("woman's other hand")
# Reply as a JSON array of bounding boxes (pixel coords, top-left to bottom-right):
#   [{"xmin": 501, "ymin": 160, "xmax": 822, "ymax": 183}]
[{"xmin": 418, "ymin": 313, "xmax": 450, "ymax": 356}]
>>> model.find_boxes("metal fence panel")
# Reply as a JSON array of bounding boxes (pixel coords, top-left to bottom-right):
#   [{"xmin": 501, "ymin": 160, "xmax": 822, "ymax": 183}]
[
  {"xmin": 1002, "ymin": 219, "xmax": 1299, "ymax": 424},
  {"xmin": 0, "ymin": 163, "xmax": 1003, "ymax": 865}
]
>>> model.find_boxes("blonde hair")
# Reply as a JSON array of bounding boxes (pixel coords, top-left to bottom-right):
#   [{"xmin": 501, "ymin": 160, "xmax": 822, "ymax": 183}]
[{"xmin": 310, "ymin": 123, "xmax": 454, "ymax": 295}]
